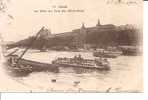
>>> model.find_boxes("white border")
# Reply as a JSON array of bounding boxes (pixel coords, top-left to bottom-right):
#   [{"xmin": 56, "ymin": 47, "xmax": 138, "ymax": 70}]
[{"xmin": 0, "ymin": 1, "xmax": 147, "ymax": 100}]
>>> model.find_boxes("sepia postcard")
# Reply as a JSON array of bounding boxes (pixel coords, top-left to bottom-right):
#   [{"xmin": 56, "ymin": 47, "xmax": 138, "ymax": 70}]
[{"xmin": 0, "ymin": 0, "xmax": 143, "ymax": 92}]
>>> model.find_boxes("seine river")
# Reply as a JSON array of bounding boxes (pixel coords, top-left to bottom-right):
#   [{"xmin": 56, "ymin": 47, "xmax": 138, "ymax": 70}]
[{"xmin": 1, "ymin": 50, "xmax": 143, "ymax": 92}]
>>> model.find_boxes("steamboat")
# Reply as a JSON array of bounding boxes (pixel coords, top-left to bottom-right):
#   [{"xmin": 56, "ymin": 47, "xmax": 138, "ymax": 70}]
[{"xmin": 52, "ymin": 55, "xmax": 110, "ymax": 70}]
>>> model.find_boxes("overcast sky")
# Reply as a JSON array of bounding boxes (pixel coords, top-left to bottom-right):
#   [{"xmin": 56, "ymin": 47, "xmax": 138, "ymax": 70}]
[{"xmin": 0, "ymin": 0, "xmax": 143, "ymax": 42}]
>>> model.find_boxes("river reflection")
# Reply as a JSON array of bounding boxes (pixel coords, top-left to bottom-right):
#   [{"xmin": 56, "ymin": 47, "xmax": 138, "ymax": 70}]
[{"xmin": 5, "ymin": 50, "xmax": 143, "ymax": 92}]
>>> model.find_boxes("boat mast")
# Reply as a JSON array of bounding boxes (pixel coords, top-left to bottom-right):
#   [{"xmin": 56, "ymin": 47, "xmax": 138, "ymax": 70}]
[{"xmin": 16, "ymin": 26, "xmax": 45, "ymax": 63}]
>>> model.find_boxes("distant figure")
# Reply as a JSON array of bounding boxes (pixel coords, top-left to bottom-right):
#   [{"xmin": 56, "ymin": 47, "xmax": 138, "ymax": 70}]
[
  {"xmin": 104, "ymin": 58, "xmax": 109, "ymax": 65},
  {"xmin": 78, "ymin": 54, "xmax": 83, "ymax": 61},
  {"xmin": 78, "ymin": 54, "xmax": 81, "ymax": 58},
  {"xmin": 51, "ymin": 79, "xmax": 56, "ymax": 83},
  {"xmin": 73, "ymin": 81, "xmax": 80, "ymax": 87},
  {"xmin": 74, "ymin": 55, "xmax": 77, "ymax": 59},
  {"xmin": 106, "ymin": 87, "xmax": 112, "ymax": 93},
  {"xmin": 8, "ymin": 56, "xmax": 13, "ymax": 64}
]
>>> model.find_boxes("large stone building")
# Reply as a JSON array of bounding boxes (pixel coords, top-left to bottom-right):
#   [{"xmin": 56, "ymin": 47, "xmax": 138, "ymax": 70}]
[
  {"xmin": 70, "ymin": 19, "xmax": 117, "ymax": 48},
  {"xmin": 37, "ymin": 19, "xmax": 135, "ymax": 49},
  {"xmin": 11, "ymin": 19, "xmax": 138, "ymax": 50}
]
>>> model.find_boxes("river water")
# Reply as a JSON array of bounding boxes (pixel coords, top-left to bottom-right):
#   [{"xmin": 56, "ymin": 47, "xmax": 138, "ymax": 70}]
[{"xmin": 1, "ymin": 50, "xmax": 143, "ymax": 92}]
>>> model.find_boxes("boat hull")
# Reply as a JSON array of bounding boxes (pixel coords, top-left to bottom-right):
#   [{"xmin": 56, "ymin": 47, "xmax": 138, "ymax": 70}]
[
  {"xmin": 93, "ymin": 51, "xmax": 121, "ymax": 58},
  {"xmin": 6, "ymin": 58, "xmax": 59, "ymax": 76},
  {"xmin": 6, "ymin": 57, "xmax": 110, "ymax": 76},
  {"xmin": 52, "ymin": 63, "xmax": 110, "ymax": 71}
]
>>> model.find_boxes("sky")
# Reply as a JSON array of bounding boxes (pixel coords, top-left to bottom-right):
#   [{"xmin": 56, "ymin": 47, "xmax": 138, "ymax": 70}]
[{"xmin": 0, "ymin": 0, "xmax": 143, "ymax": 42}]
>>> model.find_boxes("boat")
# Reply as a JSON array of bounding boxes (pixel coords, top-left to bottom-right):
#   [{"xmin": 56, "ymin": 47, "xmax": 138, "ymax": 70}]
[
  {"xmin": 119, "ymin": 46, "xmax": 142, "ymax": 56},
  {"xmin": 52, "ymin": 55, "xmax": 110, "ymax": 70},
  {"xmin": 5, "ymin": 54, "xmax": 59, "ymax": 76},
  {"xmin": 93, "ymin": 49, "xmax": 122, "ymax": 58},
  {"xmin": 5, "ymin": 27, "xmax": 59, "ymax": 76},
  {"xmin": 5, "ymin": 27, "xmax": 110, "ymax": 76}
]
